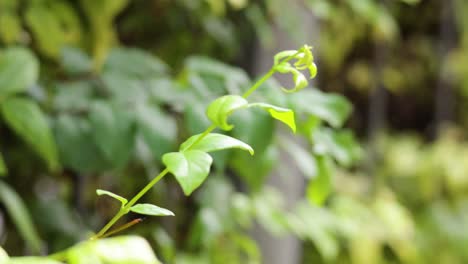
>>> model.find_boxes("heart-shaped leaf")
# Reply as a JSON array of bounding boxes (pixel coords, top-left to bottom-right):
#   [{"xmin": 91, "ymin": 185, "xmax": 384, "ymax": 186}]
[
  {"xmin": 206, "ymin": 95, "xmax": 248, "ymax": 130},
  {"xmin": 180, "ymin": 133, "xmax": 254, "ymax": 155},
  {"xmin": 248, "ymin": 103, "xmax": 296, "ymax": 133},
  {"xmin": 96, "ymin": 189, "xmax": 128, "ymax": 207},
  {"xmin": 162, "ymin": 150, "xmax": 213, "ymax": 195},
  {"xmin": 66, "ymin": 235, "xmax": 161, "ymax": 264},
  {"xmin": 130, "ymin": 204, "xmax": 174, "ymax": 216}
]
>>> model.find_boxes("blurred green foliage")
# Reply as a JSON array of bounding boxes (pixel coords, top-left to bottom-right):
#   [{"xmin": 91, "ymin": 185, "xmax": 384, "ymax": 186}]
[
  {"xmin": 1, "ymin": 0, "xmax": 467, "ymax": 263},
  {"xmin": 0, "ymin": 0, "xmax": 359, "ymax": 263}
]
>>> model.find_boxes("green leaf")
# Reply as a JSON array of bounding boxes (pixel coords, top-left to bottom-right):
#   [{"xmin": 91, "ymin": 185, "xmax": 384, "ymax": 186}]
[
  {"xmin": 162, "ymin": 150, "xmax": 213, "ymax": 195},
  {"xmin": 184, "ymin": 103, "xmax": 212, "ymax": 135},
  {"xmin": 0, "ymin": 12, "xmax": 23, "ymax": 44},
  {"xmin": 184, "ymin": 56, "xmax": 250, "ymax": 94},
  {"xmin": 290, "ymin": 89, "xmax": 352, "ymax": 128},
  {"xmin": 67, "ymin": 235, "xmax": 161, "ymax": 264},
  {"xmin": 136, "ymin": 103, "xmax": 177, "ymax": 160},
  {"xmin": 7, "ymin": 257, "xmax": 62, "ymax": 264},
  {"xmin": 290, "ymin": 202, "xmax": 339, "ymax": 260},
  {"xmin": 245, "ymin": 4, "xmax": 273, "ymax": 47},
  {"xmin": 273, "ymin": 50, "xmax": 297, "ymax": 66},
  {"xmin": 25, "ymin": 3, "xmax": 81, "ymax": 58},
  {"xmin": 130, "ymin": 203, "xmax": 174, "ymax": 216},
  {"xmin": 25, "ymin": 5, "xmax": 63, "ymax": 58},
  {"xmin": 60, "ymin": 47, "xmax": 92, "ymax": 75},
  {"xmin": 0, "ymin": 181, "xmax": 42, "ymax": 254},
  {"xmin": 306, "ymin": 155, "xmax": 334, "ymax": 205},
  {"xmin": 230, "ymin": 144, "xmax": 278, "ymax": 191},
  {"xmin": 0, "ymin": 246, "xmax": 8, "ymax": 262},
  {"xmin": 0, "ymin": 152, "xmax": 6, "ymax": 176},
  {"xmin": 308, "ymin": 63, "xmax": 318, "ymax": 79},
  {"xmin": 1, "ymin": 97, "xmax": 59, "ymax": 170},
  {"xmin": 101, "ymin": 72, "xmax": 147, "ymax": 104},
  {"xmin": 248, "ymin": 103, "xmax": 296, "ymax": 132},
  {"xmin": 54, "ymin": 114, "xmax": 110, "ymax": 173},
  {"xmin": 280, "ymin": 137, "xmax": 317, "ymax": 179},
  {"xmin": 96, "ymin": 189, "xmax": 128, "ymax": 207},
  {"xmin": 89, "ymin": 101, "xmax": 136, "ymax": 167},
  {"xmin": 294, "ymin": 45, "xmax": 314, "ymax": 70},
  {"xmin": 53, "ymin": 81, "xmax": 93, "ymax": 112},
  {"xmin": 275, "ymin": 62, "xmax": 308, "ymax": 93},
  {"xmin": 104, "ymin": 47, "xmax": 168, "ymax": 78},
  {"xmin": 206, "ymin": 95, "xmax": 248, "ymax": 130},
  {"xmin": 0, "ymin": 47, "xmax": 38, "ymax": 99},
  {"xmin": 312, "ymin": 128, "xmax": 362, "ymax": 167},
  {"xmin": 230, "ymin": 109, "xmax": 274, "ymax": 155},
  {"xmin": 180, "ymin": 133, "xmax": 254, "ymax": 155}
]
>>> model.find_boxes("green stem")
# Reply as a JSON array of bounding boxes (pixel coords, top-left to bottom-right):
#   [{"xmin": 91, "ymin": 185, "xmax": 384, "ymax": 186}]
[
  {"xmin": 91, "ymin": 58, "xmax": 288, "ymax": 239},
  {"xmin": 242, "ymin": 51, "xmax": 299, "ymax": 98},
  {"xmin": 242, "ymin": 68, "xmax": 275, "ymax": 98},
  {"xmin": 92, "ymin": 168, "xmax": 169, "ymax": 239},
  {"xmin": 180, "ymin": 124, "xmax": 217, "ymax": 152},
  {"xmin": 101, "ymin": 218, "xmax": 144, "ymax": 239}
]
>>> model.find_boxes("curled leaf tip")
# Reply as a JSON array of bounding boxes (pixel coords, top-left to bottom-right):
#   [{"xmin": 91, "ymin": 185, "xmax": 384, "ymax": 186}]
[
  {"xmin": 309, "ymin": 63, "xmax": 317, "ymax": 79},
  {"xmin": 273, "ymin": 45, "xmax": 317, "ymax": 93}
]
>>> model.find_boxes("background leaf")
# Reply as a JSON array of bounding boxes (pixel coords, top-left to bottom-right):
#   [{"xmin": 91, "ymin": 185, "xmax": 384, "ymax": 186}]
[
  {"xmin": 1, "ymin": 97, "xmax": 59, "ymax": 170},
  {"xmin": 60, "ymin": 47, "xmax": 92, "ymax": 75},
  {"xmin": 307, "ymin": 155, "xmax": 334, "ymax": 205},
  {"xmin": 136, "ymin": 103, "xmax": 177, "ymax": 160},
  {"xmin": 0, "ymin": 181, "xmax": 42, "ymax": 254},
  {"xmin": 54, "ymin": 114, "xmax": 109, "ymax": 172},
  {"xmin": 103, "ymin": 47, "xmax": 168, "ymax": 78},
  {"xmin": 280, "ymin": 137, "xmax": 317, "ymax": 179},
  {"xmin": 25, "ymin": 2, "xmax": 81, "ymax": 58},
  {"xmin": 89, "ymin": 101, "xmax": 136, "ymax": 167},
  {"xmin": 7, "ymin": 257, "xmax": 62, "ymax": 264},
  {"xmin": 0, "ymin": 12, "xmax": 22, "ymax": 44},
  {"xmin": 312, "ymin": 128, "xmax": 362, "ymax": 167},
  {"xmin": 0, "ymin": 152, "xmax": 7, "ymax": 176},
  {"xmin": 290, "ymin": 89, "xmax": 352, "ymax": 128},
  {"xmin": 0, "ymin": 47, "xmax": 38, "ymax": 99}
]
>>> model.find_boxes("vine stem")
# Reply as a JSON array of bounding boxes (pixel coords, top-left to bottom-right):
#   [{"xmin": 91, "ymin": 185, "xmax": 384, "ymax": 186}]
[
  {"xmin": 242, "ymin": 68, "xmax": 275, "ymax": 98},
  {"xmin": 91, "ymin": 168, "xmax": 170, "ymax": 240},
  {"xmin": 91, "ymin": 54, "xmax": 298, "ymax": 239}
]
